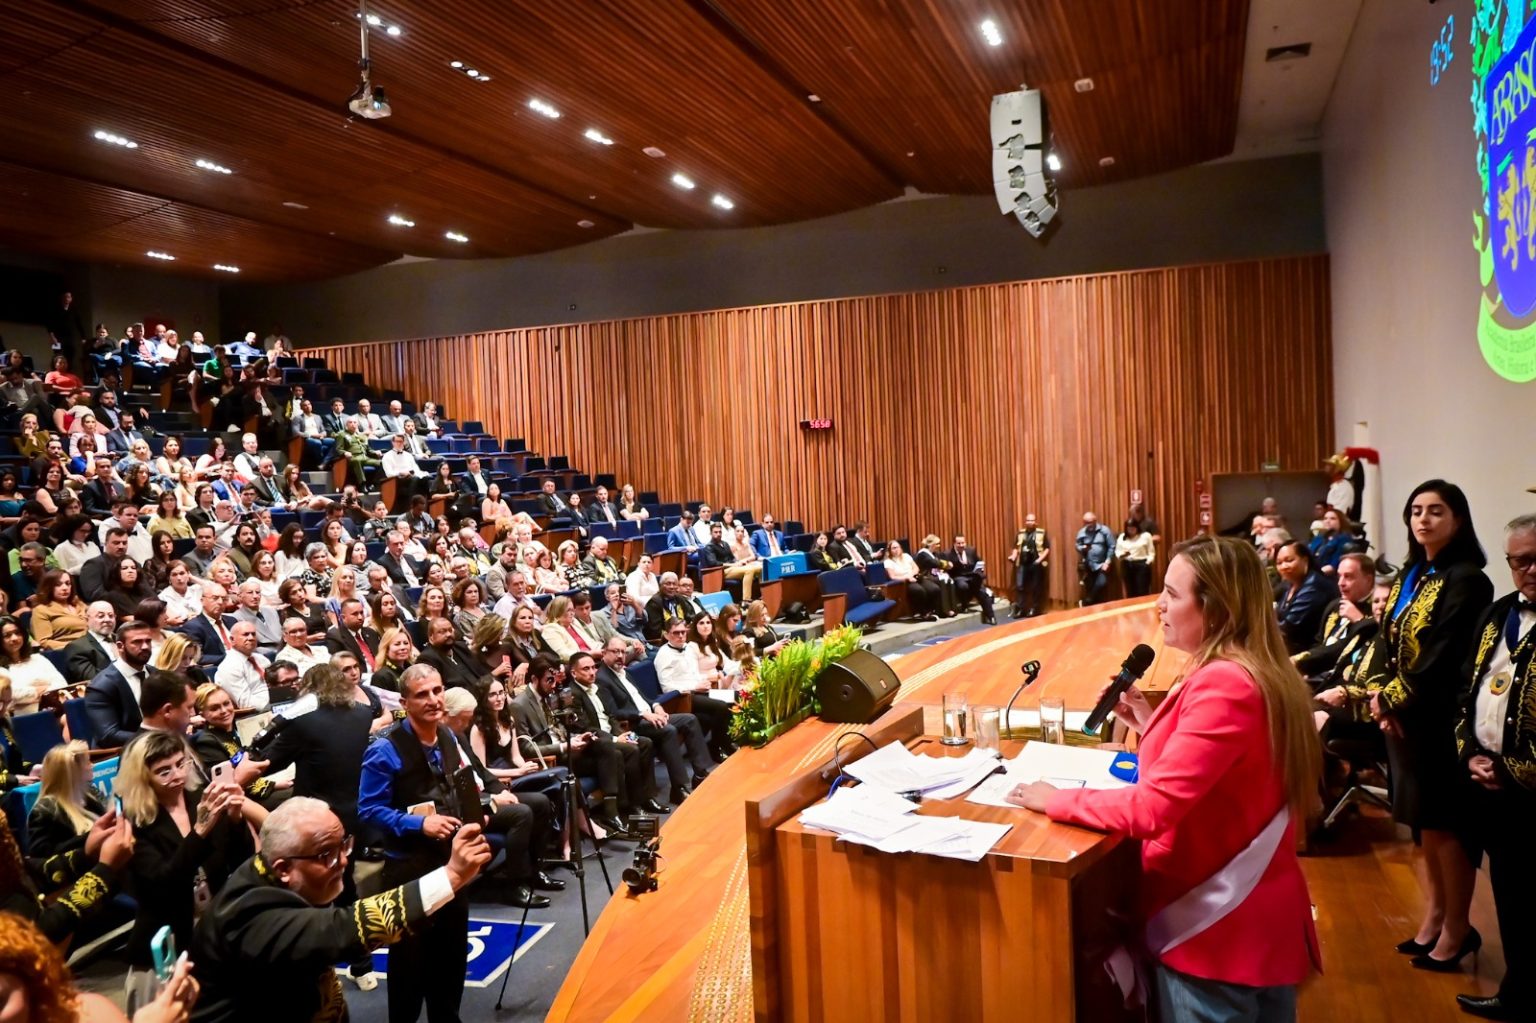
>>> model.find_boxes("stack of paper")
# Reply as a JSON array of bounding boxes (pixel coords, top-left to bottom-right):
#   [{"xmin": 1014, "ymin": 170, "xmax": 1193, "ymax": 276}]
[
  {"xmin": 966, "ymin": 743, "xmax": 1132, "ymax": 807},
  {"xmin": 843, "ymin": 741, "xmax": 1001, "ymax": 797},
  {"xmin": 798, "ymin": 786, "xmax": 1013, "ymax": 862}
]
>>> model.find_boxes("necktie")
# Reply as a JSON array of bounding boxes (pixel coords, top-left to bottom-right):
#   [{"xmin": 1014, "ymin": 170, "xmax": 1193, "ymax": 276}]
[
  {"xmin": 214, "ymin": 618, "xmax": 230, "ymax": 648},
  {"xmin": 356, "ymin": 632, "xmax": 376, "ymax": 670},
  {"xmin": 605, "ymin": 505, "xmax": 616, "ymax": 525},
  {"xmin": 850, "ymin": 545, "xmax": 865, "ymax": 567},
  {"xmin": 248, "ymin": 655, "xmax": 262, "ymax": 678},
  {"xmin": 769, "ymin": 533, "xmax": 781, "ymax": 556}
]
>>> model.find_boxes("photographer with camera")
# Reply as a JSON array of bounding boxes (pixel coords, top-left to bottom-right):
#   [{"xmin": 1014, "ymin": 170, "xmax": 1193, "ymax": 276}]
[
  {"xmin": 359, "ymin": 663, "xmax": 549, "ymax": 1023},
  {"xmin": 511, "ymin": 653, "xmax": 661, "ymax": 840}
]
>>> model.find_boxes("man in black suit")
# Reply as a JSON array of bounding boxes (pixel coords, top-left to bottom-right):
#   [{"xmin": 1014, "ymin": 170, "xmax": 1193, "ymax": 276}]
[
  {"xmin": 78, "ymin": 529, "xmax": 129, "ymax": 603},
  {"xmin": 534, "ymin": 478, "xmax": 566, "ymax": 520},
  {"xmin": 456, "ymin": 455, "xmax": 490, "ymax": 517},
  {"xmin": 945, "ymin": 534, "xmax": 996, "ymax": 625},
  {"xmin": 104, "ymin": 411, "xmax": 145, "ymax": 455},
  {"xmin": 320, "ymin": 398, "xmax": 347, "ymax": 437},
  {"xmin": 177, "ymin": 583, "xmax": 234, "ymax": 668},
  {"xmin": 378, "ymin": 530, "xmax": 422, "ymax": 590},
  {"xmin": 416, "ymin": 616, "xmax": 483, "ymax": 691},
  {"xmin": 587, "ymin": 485, "xmax": 621, "ymax": 528},
  {"xmin": 63, "ymin": 602, "xmax": 117, "ymax": 683},
  {"xmin": 80, "ymin": 455, "xmax": 123, "ymax": 518},
  {"xmin": 1293, "ymin": 552, "xmax": 1378, "ymax": 685},
  {"xmin": 566, "ymin": 652, "xmax": 666, "ymax": 814},
  {"xmin": 324, "ymin": 598, "xmax": 381, "ymax": 670},
  {"xmin": 83, "ymin": 620, "xmax": 156, "ymax": 748},
  {"xmin": 643, "ymin": 573, "xmax": 688, "ymax": 643},
  {"xmin": 413, "ymin": 401, "xmax": 444, "ymax": 438},
  {"xmin": 596, "ymin": 638, "xmax": 710, "ymax": 804},
  {"xmin": 827, "ymin": 524, "xmax": 867, "ymax": 570},
  {"xmin": 848, "ymin": 522, "xmax": 881, "ymax": 564}
]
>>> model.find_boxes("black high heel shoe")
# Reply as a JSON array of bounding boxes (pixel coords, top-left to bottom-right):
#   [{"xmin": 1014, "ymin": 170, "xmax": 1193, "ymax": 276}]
[
  {"xmin": 1410, "ymin": 928, "xmax": 1482, "ymax": 971},
  {"xmin": 1394, "ymin": 933, "xmax": 1439, "ymax": 955}
]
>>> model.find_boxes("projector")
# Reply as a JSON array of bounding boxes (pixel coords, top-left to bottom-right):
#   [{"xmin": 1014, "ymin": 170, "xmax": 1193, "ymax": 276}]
[{"xmin": 348, "ymin": 84, "xmax": 391, "ymax": 119}]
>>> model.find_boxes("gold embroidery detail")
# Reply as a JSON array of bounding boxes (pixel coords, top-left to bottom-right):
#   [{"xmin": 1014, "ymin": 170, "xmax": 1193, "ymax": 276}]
[
  {"xmin": 352, "ymin": 886, "xmax": 410, "ymax": 947},
  {"xmin": 1381, "ymin": 576, "xmax": 1445, "ymax": 709}
]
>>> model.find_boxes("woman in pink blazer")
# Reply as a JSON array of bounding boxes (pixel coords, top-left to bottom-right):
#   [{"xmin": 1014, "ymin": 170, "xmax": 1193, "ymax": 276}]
[{"xmin": 1010, "ymin": 535, "xmax": 1321, "ymax": 1020}]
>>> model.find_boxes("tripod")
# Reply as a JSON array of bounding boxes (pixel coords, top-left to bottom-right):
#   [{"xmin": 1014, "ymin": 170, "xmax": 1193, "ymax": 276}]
[{"xmin": 495, "ymin": 708, "xmax": 614, "ymax": 1012}]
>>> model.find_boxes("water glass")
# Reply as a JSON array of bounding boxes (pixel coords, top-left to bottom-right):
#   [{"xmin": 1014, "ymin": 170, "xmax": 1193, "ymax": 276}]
[
  {"xmin": 941, "ymin": 691, "xmax": 969, "ymax": 746},
  {"xmin": 1039, "ymin": 696, "xmax": 1066, "ymax": 745},
  {"xmin": 973, "ymin": 705, "xmax": 1000, "ymax": 752}
]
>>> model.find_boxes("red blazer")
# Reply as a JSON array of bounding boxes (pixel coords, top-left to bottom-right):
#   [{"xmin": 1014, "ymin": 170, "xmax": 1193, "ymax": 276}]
[{"xmin": 1045, "ymin": 659, "xmax": 1320, "ymax": 987}]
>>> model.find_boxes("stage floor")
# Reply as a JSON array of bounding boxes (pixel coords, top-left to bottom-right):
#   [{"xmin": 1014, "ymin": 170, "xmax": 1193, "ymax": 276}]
[{"xmin": 547, "ymin": 598, "xmax": 1503, "ymax": 1022}]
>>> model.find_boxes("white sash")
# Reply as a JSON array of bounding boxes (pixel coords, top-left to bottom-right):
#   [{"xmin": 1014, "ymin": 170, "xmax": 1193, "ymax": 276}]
[{"xmin": 1105, "ymin": 805, "xmax": 1290, "ymax": 1006}]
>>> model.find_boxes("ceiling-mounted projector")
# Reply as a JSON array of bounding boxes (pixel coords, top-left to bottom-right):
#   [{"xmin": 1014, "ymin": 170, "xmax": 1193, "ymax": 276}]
[
  {"xmin": 348, "ymin": 82, "xmax": 391, "ymax": 119},
  {"xmin": 991, "ymin": 87, "xmax": 1057, "ymax": 238},
  {"xmin": 346, "ymin": 2, "xmax": 391, "ymax": 120}
]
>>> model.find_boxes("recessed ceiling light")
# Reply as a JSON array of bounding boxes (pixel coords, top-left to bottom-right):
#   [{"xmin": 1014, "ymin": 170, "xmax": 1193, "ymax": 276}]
[
  {"xmin": 671, "ymin": 173, "xmax": 695, "ymax": 190},
  {"xmin": 583, "ymin": 128, "xmax": 614, "ymax": 146},
  {"xmin": 807, "ymin": 94, "xmax": 822, "ymax": 102},
  {"xmin": 387, "ymin": 214, "xmax": 416, "ymax": 227},
  {"xmin": 444, "ymin": 231, "xmax": 469, "ymax": 243},
  {"xmin": 979, "ymin": 19, "xmax": 1003, "ymax": 47},
  {"xmin": 474, "ymin": 74, "xmax": 490, "ymax": 82},
  {"xmin": 450, "ymin": 60, "xmax": 463, "ymax": 68},
  {"xmin": 385, "ymin": 24, "xmax": 401, "ymax": 36},
  {"xmin": 357, "ymin": 12, "xmax": 402, "ymax": 35},
  {"xmin": 282, "ymin": 201, "xmax": 309, "ymax": 209},
  {"xmin": 577, "ymin": 219, "xmax": 595, "ymax": 229},
  {"xmin": 1074, "ymin": 77, "xmax": 1095, "ymax": 93},
  {"xmin": 1046, "ymin": 153, "xmax": 1062, "ymax": 171},
  {"xmin": 528, "ymin": 98, "xmax": 561, "ymax": 119},
  {"xmin": 365, "ymin": 13, "xmax": 381, "ymax": 26},
  {"xmin": 195, "ymin": 158, "xmax": 233, "ymax": 175},
  {"xmin": 93, "ymin": 130, "xmax": 138, "ymax": 149},
  {"xmin": 1098, "ymin": 156, "xmax": 1116, "ymax": 167},
  {"xmin": 642, "ymin": 146, "xmax": 666, "ymax": 159},
  {"xmin": 213, "ymin": 264, "xmax": 240, "ymax": 273},
  {"xmin": 146, "ymin": 251, "xmax": 174, "ymax": 261},
  {"xmin": 465, "ymin": 69, "xmax": 478, "ymax": 77},
  {"xmin": 711, "ymin": 194, "xmax": 734, "ymax": 210}
]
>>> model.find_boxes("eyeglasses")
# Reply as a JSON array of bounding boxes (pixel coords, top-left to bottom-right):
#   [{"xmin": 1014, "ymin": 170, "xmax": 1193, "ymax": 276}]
[
  {"xmin": 1507, "ymin": 555, "xmax": 1536, "ymax": 573},
  {"xmin": 150, "ymin": 757, "xmax": 188, "ymax": 780},
  {"xmin": 286, "ymin": 834, "xmax": 354, "ymax": 869}
]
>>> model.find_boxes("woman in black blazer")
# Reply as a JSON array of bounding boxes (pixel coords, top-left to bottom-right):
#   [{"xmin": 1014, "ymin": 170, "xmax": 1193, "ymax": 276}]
[
  {"xmin": 26, "ymin": 739, "xmax": 106, "ymax": 858},
  {"xmin": 1363, "ymin": 480, "xmax": 1493, "ymax": 969}
]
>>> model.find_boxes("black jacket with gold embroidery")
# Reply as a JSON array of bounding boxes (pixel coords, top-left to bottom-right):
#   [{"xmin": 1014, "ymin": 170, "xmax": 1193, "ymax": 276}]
[
  {"xmin": 191, "ymin": 853, "xmax": 429, "ymax": 1023},
  {"xmin": 0, "ymin": 829, "xmax": 119, "ymax": 944},
  {"xmin": 1455, "ymin": 593, "xmax": 1536, "ymax": 790},
  {"xmin": 1362, "ymin": 560, "xmax": 1492, "ymax": 719}
]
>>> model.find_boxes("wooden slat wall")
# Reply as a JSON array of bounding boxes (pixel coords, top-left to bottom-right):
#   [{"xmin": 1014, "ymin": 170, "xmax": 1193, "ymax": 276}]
[{"xmin": 304, "ymin": 255, "xmax": 1332, "ymax": 607}]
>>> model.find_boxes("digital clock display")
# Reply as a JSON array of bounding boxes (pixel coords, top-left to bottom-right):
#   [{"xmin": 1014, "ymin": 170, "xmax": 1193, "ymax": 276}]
[{"xmin": 799, "ymin": 418, "xmax": 834, "ymax": 431}]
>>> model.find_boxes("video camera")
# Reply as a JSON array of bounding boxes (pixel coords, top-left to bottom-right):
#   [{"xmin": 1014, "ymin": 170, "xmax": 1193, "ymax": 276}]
[{"xmin": 622, "ymin": 815, "xmax": 661, "ymax": 894}]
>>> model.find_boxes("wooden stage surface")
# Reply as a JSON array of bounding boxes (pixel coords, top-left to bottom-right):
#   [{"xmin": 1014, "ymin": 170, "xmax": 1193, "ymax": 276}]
[{"xmin": 546, "ymin": 598, "xmax": 1504, "ymax": 1022}]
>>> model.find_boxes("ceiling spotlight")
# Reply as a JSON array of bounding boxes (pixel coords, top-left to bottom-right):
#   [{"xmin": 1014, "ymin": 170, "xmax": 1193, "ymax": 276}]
[
  {"xmin": 474, "ymin": 75, "xmax": 490, "ymax": 82},
  {"xmin": 711, "ymin": 194, "xmax": 735, "ymax": 210},
  {"xmin": 195, "ymin": 158, "xmax": 233, "ymax": 174},
  {"xmin": 583, "ymin": 128, "xmax": 614, "ymax": 146},
  {"xmin": 365, "ymin": 13, "xmax": 381, "ymax": 26},
  {"xmin": 387, "ymin": 214, "xmax": 415, "ymax": 227},
  {"xmin": 213, "ymin": 264, "xmax": 240, "ymax": 273},
  {"xmin": 93, "ymin": 130, "xmax": 138, "ymax": 149},
  {"xmin": 671, "ymin": 173, "xmax": 695, "ymax": 190},
  {"xmin": 146, "ymin": 251, "xmax": 175, "ymax": 261},
  {"xmin": 1098, "ymin": 156, "xmax": 1116, "ymax": 167},
  {"xmin": 444, "ymin": 231, "xmax": 469, "ymax": 243},
  {"xmin": 385, "ymin": 24, "xmax": 401, "ymax": 36},
  {"xmin": 450, "ymin": 60, "xmax": 463, "ymax": 68},
  {"xmin": 642, "ymin": 146, "xmax": 666, "ymax": 159},
  {"xmin": 528, "ymin": 98, "xmax": 561, "ymax": 119},
  {"xmin": 1046, "ymin": 153, "xmax": 1062, "ymax": 171},
  {"xmin": 577, "ymin": 219, "xmax": 595, "ymax": 228},
  {"xmin": 282, "ymin": 201, "xmax": 310, "ymax": 209},
  {"xmin": 347, "ymin": 3, "xmax": 392, "ymax": 119},
  {"xmin": 979, "ymin": 19, "xmax": 1003, "ymax": 47},
  {"xmin": 465, "ymin": 69, "xmax": 478, "ymax": 77}
]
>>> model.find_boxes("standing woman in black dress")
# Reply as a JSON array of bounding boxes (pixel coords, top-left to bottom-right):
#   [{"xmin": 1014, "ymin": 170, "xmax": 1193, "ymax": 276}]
[{"xmin": 1366, "ymin": 480, "xmax": 1493, "ymax": 970}]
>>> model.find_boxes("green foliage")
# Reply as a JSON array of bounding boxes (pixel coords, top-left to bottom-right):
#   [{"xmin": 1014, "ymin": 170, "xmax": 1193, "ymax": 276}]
[{"xmin": 729, "ymin": 625, "xmax": 866, "ymax": 747}]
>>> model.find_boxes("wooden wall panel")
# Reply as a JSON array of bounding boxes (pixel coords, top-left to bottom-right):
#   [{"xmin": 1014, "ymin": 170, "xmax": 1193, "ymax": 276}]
[{"xmin": 304, "ymin": 255, "xmax": 1332, "ymax": 607}]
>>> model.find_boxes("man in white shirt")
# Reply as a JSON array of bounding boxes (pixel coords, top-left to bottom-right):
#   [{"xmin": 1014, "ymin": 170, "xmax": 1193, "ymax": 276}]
[
  {"xmin": 691, "ymin": 504, "xmax": 715, "ymax": 546},
  {"xmin": 97, "ymin": 502, "xmax": 153, "ymax": 563},
  {"xmin": 234, "ymin": 433, "xmax": 263, "ymax": 480},
  {"xmin": 651, "ymin": 619, "xmax": 734, "ymax": 760},
  {"xmin": 274, "ymin": 617, "xmax": 328, "ymax": 677},
  {"xmin": 215, "ymin": 621, "xmax": 271, "ymax": 710},
  {"xmin": 381, "ymin": 433, "xmax": 428, "ymax": 501},
  {"xmin": 492, "ymin": 571, "xmax": 544, "ymax": 624}
]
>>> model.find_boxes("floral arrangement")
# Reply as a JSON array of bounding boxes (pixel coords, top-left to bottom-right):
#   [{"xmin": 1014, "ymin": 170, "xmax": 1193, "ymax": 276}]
[{"xmin": 730, "ymin": 625, "xmax": 865, "ymax": 747}]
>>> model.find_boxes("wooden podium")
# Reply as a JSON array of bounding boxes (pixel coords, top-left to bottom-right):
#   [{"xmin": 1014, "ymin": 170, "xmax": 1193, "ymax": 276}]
[{"xmin": 746, "ymin": 716, "xmax": 1138, "ymax": 1022}]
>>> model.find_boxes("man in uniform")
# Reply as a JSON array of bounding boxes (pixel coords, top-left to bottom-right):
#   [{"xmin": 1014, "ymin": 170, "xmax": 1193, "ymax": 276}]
[{"xmin": 1008, "ymin": 514, "xmax": 1050, "ymax": 618}]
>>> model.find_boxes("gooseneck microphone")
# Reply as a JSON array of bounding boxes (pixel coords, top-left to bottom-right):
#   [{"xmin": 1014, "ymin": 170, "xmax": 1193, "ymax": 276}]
[
  {"xmin": 1002, "ymin": 659, "xmax": 1042, "ymax": 740},
  {"xmin": 1081, "ymin": 644, "xmax": 1156, "ymax": 736}
]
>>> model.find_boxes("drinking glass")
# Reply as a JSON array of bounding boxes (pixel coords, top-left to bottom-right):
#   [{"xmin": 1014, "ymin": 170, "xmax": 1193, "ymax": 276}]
[
  {"xmin": 1039, "ymin": 696, "xmax": 1066, "ymax": 745},
  {"xmin": 941, "ymin": 691, "xmax": 969, "ymax": 746},
  {"xmin": 973, "ymin": 705, "xmax": 1000, "ymax": 753}
]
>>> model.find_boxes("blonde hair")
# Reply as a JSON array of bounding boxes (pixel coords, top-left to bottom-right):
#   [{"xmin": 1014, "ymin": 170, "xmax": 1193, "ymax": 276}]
[
  {"xmin": 377, "ymin": 626, "xmax": 416, "ymax": 669},
  {"xmin": 116, "ymin": 730, "xmax": 203, "ymax": 827},
  {"xmin": 1171, "ymin": 535, "xmax": 1322, "ymax": 816},
  {"xmin": 545, "ymin": 595, "xmax": 571, "ymax": 620},
  {"xmin": 744, "ymin": 600, "xmax": 769, "ymax": 628},
  {"xmin": 151, "ymin": 633, "xmax": 201, "ymax": 672},
  {"xmin": 36, "ymin": 740, "xmax": 96, "ymax": 835}
]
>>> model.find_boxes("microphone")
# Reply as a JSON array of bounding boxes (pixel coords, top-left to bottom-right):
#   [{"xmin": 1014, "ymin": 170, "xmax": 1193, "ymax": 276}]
[
  {"xmin": 1002, "ymin": 659, "xmax": 1042, "ymax": 741},
  {"xmin": 1082, "ymin": 644, "xmax": 1156, "ymax": 736},
  {"xmin": 248, "ymin": 693, "xmax": 319, "ymax": 753}
]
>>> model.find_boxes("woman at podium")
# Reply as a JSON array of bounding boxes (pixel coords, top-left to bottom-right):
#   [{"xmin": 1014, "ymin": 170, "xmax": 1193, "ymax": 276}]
[{"xmin": 1009, "ymin": 535, "xmax": 1321, "ymax": 1020}]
